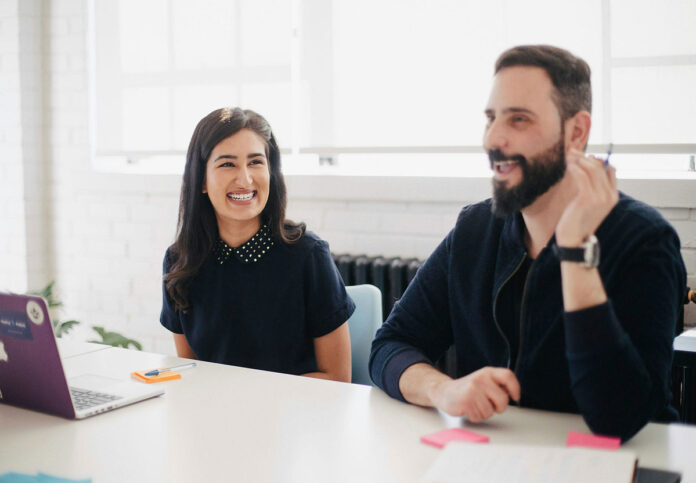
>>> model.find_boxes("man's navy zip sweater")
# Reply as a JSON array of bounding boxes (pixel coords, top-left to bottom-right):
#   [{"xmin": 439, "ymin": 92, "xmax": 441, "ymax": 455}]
[{"xmin": 369, "ymin": 193, "xmax": 685, "ymax": 441}]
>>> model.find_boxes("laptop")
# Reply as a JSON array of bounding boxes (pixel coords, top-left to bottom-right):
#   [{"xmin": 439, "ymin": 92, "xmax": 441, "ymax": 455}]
[{"xmin": 0, "ymin": 292, "xmax": 164, "ymax": 419}]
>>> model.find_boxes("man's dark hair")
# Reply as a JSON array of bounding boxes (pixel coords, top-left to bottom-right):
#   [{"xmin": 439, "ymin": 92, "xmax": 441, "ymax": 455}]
[{"xmin": 495, "ymin": 45, "xmax": 592, "ymax": 121}]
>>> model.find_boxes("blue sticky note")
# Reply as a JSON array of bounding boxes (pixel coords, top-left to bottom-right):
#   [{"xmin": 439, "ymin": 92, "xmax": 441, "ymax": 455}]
[
  {"xmin": 0, "ymin": 474, "xmax": 91, "ymax": 483},
  {"xmin": 0, "ymin": 473, "xmax": 40, "ymax": 483},
  {"xmin": 38, "ymin": 474, "xmax": 91, "ymax": 483}
]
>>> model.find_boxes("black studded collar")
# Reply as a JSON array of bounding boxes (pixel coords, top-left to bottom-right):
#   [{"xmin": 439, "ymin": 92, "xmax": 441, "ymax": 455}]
[{"xmin": 215, "ymin": 224, "xmax": 275, "ymax": 265}]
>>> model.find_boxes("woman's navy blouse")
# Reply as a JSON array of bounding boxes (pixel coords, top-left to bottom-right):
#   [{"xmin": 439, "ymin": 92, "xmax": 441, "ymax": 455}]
[{"xmin": 160, "ymin": 229, "xmax": 355, "ymax": 375}]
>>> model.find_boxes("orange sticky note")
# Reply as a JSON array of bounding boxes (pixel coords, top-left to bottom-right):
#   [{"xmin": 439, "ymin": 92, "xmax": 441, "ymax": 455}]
[
  {"xmin": 131, "ymin": 370, "xmax": 181, "ymax": 383},
  {"xmin": 566, "ymin": 431, "xmax": 620, "ymax": 450},
  {"xmin": 421, "ymin": 428, "xmax": 490, "ymax": 448}
]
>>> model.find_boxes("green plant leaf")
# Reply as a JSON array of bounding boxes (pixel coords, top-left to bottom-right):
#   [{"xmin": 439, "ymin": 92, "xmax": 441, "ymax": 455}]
[
  {"xmin": 26, "ymin": 283, "xmax": 142, "ymax": 350},
  {"xmin": 54, "ymin": 319, "xmax": 80, "ymax": 338},
  {"xmin": 89, "ymin": 326, "xmax": 142, "ymax": 351},
  {"xmin": 28, "ymin": 281, "xmax": 62, "ymax": 309}
]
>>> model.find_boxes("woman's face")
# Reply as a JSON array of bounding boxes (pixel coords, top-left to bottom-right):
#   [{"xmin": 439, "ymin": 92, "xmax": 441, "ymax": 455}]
[{"xmin": 203, "ymin": 129, "xmax": 271, "ymax": 234}]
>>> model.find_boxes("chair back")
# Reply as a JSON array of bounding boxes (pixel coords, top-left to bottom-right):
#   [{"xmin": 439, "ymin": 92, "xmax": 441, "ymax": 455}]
[{"xmin": 345, "ymin": 284, "xmax": 383, "ymax": 385}]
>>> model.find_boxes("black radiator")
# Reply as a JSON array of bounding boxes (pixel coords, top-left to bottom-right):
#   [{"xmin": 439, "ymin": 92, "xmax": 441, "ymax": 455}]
[
  {"xmin": 333, "ymin": 252, "xmax": 456, "ymax": 376},
  {"xmin": 332, "ymin": 254, "xmax": 423, "ymax": 320}
]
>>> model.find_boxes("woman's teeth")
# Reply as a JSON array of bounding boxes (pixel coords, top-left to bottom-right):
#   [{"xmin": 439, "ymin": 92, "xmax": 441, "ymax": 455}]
[{"xmin": 228, "ymin": 192, "xmax": 255, "ymax": 201}]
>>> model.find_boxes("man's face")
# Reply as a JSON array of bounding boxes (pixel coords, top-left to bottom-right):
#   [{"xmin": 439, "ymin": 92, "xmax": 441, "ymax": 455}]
[{"xmin": 483, "ymin": 66, "xmax": 567, "ymax": 217}]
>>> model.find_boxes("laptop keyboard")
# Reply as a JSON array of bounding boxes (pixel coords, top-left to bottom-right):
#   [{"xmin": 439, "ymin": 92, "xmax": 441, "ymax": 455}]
[{"xmin": 70, "ymin": 387, "xmax": 122, "ymax": 410}]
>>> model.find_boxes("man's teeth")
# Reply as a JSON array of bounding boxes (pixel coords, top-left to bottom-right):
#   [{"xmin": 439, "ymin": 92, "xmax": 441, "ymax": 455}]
[
  {"xmin": 493, "ymin": 160, "xmax": 518, "ymax": 174},
  {"xmin": 228, "ymin": 192, "xmax": 255, "ymax": 201}
]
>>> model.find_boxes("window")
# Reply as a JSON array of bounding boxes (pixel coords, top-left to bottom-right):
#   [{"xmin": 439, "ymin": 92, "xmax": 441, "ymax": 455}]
[
  {"xmin": 89, "ymin": 0, "xmax": 696, "ymax": 175},
  {"xmin": 91, "ymin": 0, "xmax": 292, "ymax": 171}
]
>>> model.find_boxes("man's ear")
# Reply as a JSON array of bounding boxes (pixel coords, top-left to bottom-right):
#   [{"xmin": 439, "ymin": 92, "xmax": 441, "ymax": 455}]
[{"xmin": 565, "ymin": 110, "xmax": 591, "ymax": 151}]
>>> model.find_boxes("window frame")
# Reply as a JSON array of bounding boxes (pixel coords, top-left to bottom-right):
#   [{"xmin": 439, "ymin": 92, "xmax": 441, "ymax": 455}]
[{"xmin": 87, "ymin": 0, "xmax": 696, "ymax": 177}]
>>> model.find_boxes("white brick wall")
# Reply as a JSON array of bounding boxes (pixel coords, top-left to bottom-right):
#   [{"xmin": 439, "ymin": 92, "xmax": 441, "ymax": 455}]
[
  {"xmin": 1, "ymin": 0, "xmax": 695, "ymax": 358},
  {"xmin": 0, "ymin": 0, "xmax": 29, "ymax": 292},
  {"xmin": 18, "ymin": 0, "xmax": 50, "ymax": 291}
]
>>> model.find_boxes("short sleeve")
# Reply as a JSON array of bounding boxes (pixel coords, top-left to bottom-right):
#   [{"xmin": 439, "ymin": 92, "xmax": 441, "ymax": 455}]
[
  {"xmin": 160, "ymin": 250, "xmax": 183, "ymax": 334},
  {"xmin": 302, "ymin": 240, "xmax": 355, "ymax": 338}
]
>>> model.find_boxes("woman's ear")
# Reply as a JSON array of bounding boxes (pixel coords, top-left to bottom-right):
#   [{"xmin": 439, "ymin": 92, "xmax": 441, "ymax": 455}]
[{"xmin": 565, "ymin": 110, "xmax": 591, "ymax": 151}]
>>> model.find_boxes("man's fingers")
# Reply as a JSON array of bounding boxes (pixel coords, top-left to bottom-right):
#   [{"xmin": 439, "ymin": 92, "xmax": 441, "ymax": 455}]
[
  {"xmin": 576, "ymin": 156, "xmax": 612, "ymax": 194},
  {"xmin": 487, "ymin": 386, "xmax": 510, "ymax": 413},
  {"xmin": 608, "ymin": 165, "xmax": 618, "ymax": 190},
  {"xmin": 442, "ymin": 368, "xmax": 520, "ymax": 422},
  {"xmin": 474, "ymin": 372, "xmax": 512, "ymax": 413},
  {"xmin": 567, "ymin": 160, "xmax": 594, "ymax": 199},
  {"xmin": 465, "ymin": 401, "xmax": 483, "ymax": 422},
  {"xmin": 489, "ymin": 368, "xmax": 521, "ymax": 402},
  {"xmin": 567, "ymin": 148, "xmax": 585, "ymax": 164},
  {"xmin": 473, "ymin": 394, "xmax": 495, "ymax": 421}
]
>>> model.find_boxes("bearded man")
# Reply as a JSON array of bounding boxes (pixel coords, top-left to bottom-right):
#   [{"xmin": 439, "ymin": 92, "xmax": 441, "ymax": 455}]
[{"xmin": 369, "ymin": 45, "xmax": 686, "ymax": 442}]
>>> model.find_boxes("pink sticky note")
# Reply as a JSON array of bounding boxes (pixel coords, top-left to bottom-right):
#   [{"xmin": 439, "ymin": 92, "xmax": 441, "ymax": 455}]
[
  {"xmin": 566, "ymin": 431, "xmax": 621, "ymax": 450},
  {"xmin": 420, "ymin": 428, "xmax": 490, "ymax": 448}
]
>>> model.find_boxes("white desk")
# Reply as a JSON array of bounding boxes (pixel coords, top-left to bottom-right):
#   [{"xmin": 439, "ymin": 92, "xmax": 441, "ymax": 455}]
[
  {"xmin": 1, "ymin": 345, "xmax": 695, "ymax": 482},
  {"xmin": 56, "ymin": 340, "xmax": 113, "ymax": 359}
]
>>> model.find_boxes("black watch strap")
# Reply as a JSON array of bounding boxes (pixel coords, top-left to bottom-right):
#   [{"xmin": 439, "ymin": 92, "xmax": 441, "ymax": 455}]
[
  {"xmin": 552, "ymin": 245, "xmax": 586, "ymax": 262},
  {"xmin": 552, "ymin": 234, "xmax": 600, "ymax": 268}
]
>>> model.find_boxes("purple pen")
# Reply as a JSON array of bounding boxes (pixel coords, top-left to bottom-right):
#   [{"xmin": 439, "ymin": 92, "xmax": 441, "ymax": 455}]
[
  {"xmin": 144, "ymin": 362, "xmax": 197, "ymax": 376},
  {"xmin": 604, "ymin": 143, "xmax": 613, "ymax": 168}
]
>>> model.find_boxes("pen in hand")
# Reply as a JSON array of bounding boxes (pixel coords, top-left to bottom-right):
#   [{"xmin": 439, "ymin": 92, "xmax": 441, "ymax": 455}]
[
  {"xmin": 604, "ymin": 142, "xmax": 613, "ymax": 168},
  {"xmin": 145, "ymin": 362, "xmax": 197, "ymax": 376}
]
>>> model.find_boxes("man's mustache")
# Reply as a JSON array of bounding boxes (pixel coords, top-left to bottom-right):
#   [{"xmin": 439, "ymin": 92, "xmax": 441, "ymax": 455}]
[{"xmin": 488, "ymin": 149, "xmax": 528, "ymax": 169}]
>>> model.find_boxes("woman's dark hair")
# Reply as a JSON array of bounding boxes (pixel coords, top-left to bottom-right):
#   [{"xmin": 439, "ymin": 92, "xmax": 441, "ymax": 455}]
[
  {"xmin": 164, "ymin": 107, "xmax": 305, "ymax": 311},
  {"xmin": 495, "ymin": 45, "xmax": 592, "ymax": 121}
]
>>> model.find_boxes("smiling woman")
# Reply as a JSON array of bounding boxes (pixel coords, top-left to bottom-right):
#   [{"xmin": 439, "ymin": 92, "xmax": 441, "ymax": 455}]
[
  {"xmin": 203, "ymin": 129, "xmax": 271, "ymax": 247},
  {"xmin": 160, "ymin": 108, "xmax": 355, "ymax": 382}
]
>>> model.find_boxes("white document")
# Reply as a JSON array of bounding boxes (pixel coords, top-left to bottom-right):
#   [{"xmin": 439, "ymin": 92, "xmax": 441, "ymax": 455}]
[{"xmin": 421, "ymin": 443, "xmax": 636, "ymax": 483}]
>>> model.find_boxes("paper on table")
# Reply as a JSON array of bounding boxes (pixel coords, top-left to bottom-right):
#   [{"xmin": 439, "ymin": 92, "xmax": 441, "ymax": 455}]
[{"xmin": 421, "ymin": 443, "xmax": 636, "ymax": 483}]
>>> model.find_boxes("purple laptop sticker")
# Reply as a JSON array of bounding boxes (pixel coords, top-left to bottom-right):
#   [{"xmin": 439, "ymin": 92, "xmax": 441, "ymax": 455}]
[{"xmin": 0, "ymin": 310, "xmax": 34, "ymax": 340}]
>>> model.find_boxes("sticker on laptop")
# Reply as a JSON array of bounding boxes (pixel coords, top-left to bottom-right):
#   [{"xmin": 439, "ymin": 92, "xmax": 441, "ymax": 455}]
[
  {"xmin": 26, "ymin": 300, "xmax": 44, "ymax": 325},
  {"xmin": 0, "ymin": 310, "xmax": 34, "ymax": 340},
  {"xmin": 0, "ymin": 340, "xmax": 7, "ymax": 362}
]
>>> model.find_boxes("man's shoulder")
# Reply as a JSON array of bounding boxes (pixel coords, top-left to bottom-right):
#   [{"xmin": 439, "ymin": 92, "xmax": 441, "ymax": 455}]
[
  {"xmin": 454, "ymin": 198, "xmax": 495, "ymax": 226},
  {"xmin": 611, "ymin": 193, "xmax": 673, "ymax": 233},
  {"xmin": 600, "ymin": 193, "xmax": 681, "ymax": 255},
  {"xmin": 452, "ymin": 198, "xmax": 509, "ymax": 237}
]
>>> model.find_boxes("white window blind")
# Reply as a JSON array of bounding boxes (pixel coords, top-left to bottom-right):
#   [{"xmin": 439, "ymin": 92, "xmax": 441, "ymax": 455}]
[{"xmin": 89, "ymin": 0, "xmax": 696, "ymax": 174}]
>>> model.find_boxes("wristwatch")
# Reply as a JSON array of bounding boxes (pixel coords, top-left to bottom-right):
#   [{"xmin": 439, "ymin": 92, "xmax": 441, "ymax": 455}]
[{"xmin": 552, "ymin": 234, "xmax": 600, "ymax": 268}]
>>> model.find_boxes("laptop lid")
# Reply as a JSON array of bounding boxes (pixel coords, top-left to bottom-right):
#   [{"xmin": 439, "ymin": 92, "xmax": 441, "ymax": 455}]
[
  {"xmin": 0, "ymin": 292, "xmax": 164, "ymax": 419},
  {"xmin": 0, "ymin": 292, "xmax": 76, "ymax": 418}
]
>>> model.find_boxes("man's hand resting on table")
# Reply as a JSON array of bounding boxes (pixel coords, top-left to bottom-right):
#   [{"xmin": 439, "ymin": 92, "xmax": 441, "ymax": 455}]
[{"xmin": 428, "ymin": 367, "xmax": 521, "ymax": 422}]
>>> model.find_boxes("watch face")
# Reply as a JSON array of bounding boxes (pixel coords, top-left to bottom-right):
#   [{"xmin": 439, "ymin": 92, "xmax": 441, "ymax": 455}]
[
  {"xmin": 553, "ymin": 235, "xmax": 600, "ymax": 268},
  {"xmin": 582, "ymin": 235, "xmax": 600, "ymax": 268}
]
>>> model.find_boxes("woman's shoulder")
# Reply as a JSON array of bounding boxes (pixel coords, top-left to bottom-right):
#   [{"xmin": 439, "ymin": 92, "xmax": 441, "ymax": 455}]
[
  {"xmin": 163, "ymin": 245, "xmax": 177, "ymax": 272},
  {"xmin": 280, "ymin": 229, "xmax": 327, "ymax": 254}
]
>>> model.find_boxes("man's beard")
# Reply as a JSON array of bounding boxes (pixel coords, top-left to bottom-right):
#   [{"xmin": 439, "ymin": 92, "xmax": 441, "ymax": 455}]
[{"xmin": 489, "ymin": 136, "xmax": 566, "ymax": 218}]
